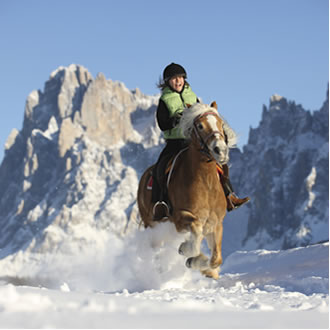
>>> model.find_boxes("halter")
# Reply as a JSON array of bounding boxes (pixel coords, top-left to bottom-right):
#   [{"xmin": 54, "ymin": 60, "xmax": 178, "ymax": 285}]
[{"xmin": 192, "ymin": 112, "xmax": 226, "ymax": 160}]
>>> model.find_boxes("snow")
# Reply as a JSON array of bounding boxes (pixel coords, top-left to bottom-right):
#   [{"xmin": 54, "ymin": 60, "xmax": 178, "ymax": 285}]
[
  {"xmin": 305, "ymin": 166, "xmax": 316, "ymax": 210},
  {"xmin": 0, "ymin": 222, "xmax": 328, "ymax": 328},
  {"xmin": 4, "ymin": 128, "xmax": 19, "ymax": 150},
  {"xmin": 0, "ymin": 65, "xmax": 328, "ymax": 328},
  {"xmin": 270, "ymin": 94, "xmax": 284, "ymax": 103}
]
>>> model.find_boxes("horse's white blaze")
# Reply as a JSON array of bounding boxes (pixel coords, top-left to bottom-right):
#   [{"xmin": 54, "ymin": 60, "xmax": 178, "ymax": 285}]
[
  {"xmin": 206, "ymin": 114, "xmax": 219, "ymax": 131},
  {"xmin": 206, "ymin": 114, "xmax": 229, "ymax": 164}
]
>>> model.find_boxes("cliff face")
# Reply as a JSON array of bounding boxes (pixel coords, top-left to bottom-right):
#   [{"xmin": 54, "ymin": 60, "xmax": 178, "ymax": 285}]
[
  {"xmin": 227, "ymin": 92, "xmax": 329, "ymax": 251},
  {"xmin": 0, "ymin": 64, "xmax": 328, "ymax": 260},
  {"xmin": 0, "ymin": 64, "xmax": 161, "ymax": 257}
]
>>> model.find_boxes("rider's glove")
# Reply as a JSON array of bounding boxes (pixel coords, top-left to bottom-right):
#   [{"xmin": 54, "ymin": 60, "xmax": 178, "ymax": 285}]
[{"xmin": 172, "ymin": 112, "xmax": 183, "ymax": 126}]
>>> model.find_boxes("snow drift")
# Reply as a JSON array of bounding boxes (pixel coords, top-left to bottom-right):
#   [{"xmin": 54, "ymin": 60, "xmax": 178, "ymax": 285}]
[{"xmin": 0, "ymin": 229, "xmax": 328, "ymax": 328}]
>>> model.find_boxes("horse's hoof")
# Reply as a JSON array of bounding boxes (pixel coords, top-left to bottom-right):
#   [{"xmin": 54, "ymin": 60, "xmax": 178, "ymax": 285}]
[
  {"xmin": 186, "ymin": 257, "xmax": 193, "ymax": 268},
  {"xmin": 201, "ymin": 268, "xmax": 220, "ymax": 280},
  {"xmin": 179, "ymin": 242, "xmax": 191, "ymax": 256}
]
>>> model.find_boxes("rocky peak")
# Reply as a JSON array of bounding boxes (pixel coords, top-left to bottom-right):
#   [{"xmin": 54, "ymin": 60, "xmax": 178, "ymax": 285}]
[
  {"xmin": 229, "ymin": 87, "xmax": 329, "ymax": 251},
  {"xmin": 269, "ymin": 94, "xmax": 288, "ymax": 110},
  {"xmin": 23, "ymin": 64, "xmax": 92, "ymax": 139},
  {"xmin": 0, "ymin": 65, "xmax": 160, "ymax": 257},
  {"xmin": 248, "ymin": 94, "xmax": 312, "ymax": 147}
]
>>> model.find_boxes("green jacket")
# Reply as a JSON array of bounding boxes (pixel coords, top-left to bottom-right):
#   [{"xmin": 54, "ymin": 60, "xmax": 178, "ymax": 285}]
[{"xmin": 160, "ymin": 85, "xmax": 197, "ymax": 139}]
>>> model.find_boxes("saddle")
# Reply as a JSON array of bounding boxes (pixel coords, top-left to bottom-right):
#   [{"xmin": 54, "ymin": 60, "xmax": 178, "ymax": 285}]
[{"xmin": 146, "ymin": 159, "xmax": 174, "ymax": 190}]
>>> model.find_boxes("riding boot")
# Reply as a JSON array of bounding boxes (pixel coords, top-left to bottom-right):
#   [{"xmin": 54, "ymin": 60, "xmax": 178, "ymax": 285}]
[
  {"xmin": 152, "ymin": 164, "xmax": 170, "ymax": 221},
  {"xmin": 221, "ymin": 164, "xmax": 250, "ymax": 212},
  {"xmin": 227, "ymin": 193, "xmax": 250, "ymax": 211}
]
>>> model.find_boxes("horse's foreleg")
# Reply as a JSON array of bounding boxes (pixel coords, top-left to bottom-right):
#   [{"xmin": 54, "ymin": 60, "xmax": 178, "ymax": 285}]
[
  {"xmin": 177, "ymin": 213, "xmax": 203, "ymax": 258},
  {"xmin": 186, "ymin": 253, "xmax": 209, "ymax": 270},
  {"xmin": 201, "ymin": 268, "xmax": 220, "ymax": 280},
  {"xmin": 185, "ymin": 252, "xmax": 220, "ymax": 280},
  {"xmin": 206, "ymin": 232, "xmax": 223, "ymax": 270},
  {"xmin": 202, "ymin": 221, "xmax": 223, "ymax": 282},
  {"xmin": 178, "ymin": 233, "xmax": 203, "ymax": 258},
  {"xmin": 185, "ymin": 223, "xmax": 224, "ymax": 281}
]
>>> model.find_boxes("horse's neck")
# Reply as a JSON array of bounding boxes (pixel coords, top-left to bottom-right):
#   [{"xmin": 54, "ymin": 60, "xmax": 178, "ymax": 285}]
[{"xmin": 186, "ymin": 142, "xmax": 214, "ymax": 173}]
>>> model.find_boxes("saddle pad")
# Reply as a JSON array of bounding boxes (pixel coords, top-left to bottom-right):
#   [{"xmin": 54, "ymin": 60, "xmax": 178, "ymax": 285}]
[
  {"xmin": 146, "ymin": 157, "xmax": 175, "ymax": 191},
  {"xmin": 147, "ymin": 176, "xmax": 153, "ymax": 190}
]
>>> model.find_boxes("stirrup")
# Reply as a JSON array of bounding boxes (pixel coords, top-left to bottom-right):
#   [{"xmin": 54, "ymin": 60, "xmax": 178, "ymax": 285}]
[{"xmin": 152, "ymin": 201, "xmax": 170, "ymax": 221}]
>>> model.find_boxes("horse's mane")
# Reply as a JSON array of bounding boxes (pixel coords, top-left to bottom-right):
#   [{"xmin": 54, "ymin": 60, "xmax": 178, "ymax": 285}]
[{"xmin": 179, "ymin": 103, "xmax": 237, "ymax": 148}]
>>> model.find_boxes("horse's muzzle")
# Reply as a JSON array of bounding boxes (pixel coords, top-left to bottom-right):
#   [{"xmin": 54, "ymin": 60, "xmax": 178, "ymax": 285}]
[{"xmin": 212, "ymin": 141, "xmax": 228, "ymax": 164}]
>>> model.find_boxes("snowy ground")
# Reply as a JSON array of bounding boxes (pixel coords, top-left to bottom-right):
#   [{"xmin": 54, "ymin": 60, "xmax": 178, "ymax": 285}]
[{"xmin": 0, "ymin": 223, "xmax": 328, "ymax": 328}]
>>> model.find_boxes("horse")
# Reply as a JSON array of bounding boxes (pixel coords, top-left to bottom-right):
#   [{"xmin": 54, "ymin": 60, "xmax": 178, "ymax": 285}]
[{"xmin": 137, "ymin": 102, "xmax": 237, "ymax": 279}]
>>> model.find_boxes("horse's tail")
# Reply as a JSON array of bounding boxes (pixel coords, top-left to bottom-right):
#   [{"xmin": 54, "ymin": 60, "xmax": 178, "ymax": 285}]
[{"xmin": 137, "ymin": 165, "xmax": 155, "ymax": 228}]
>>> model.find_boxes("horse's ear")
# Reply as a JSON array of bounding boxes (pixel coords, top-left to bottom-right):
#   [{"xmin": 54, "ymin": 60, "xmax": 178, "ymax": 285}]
[
  {"xmin": 210, "ymin": 101, "xmax": 218, "ymax": 109},
  {"xmin": 186, "ymin": 104, "xmax": 192, "ymax": 108}
]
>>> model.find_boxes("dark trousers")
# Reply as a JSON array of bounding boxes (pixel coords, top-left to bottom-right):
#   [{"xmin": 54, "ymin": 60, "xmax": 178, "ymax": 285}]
[
  {"xmin": 151, "ymin": 139, "xmax": 188, "ymax": 203},
  {"xmin": 220, "ymin": 164, "xmax": 234, "ymax": 196}
]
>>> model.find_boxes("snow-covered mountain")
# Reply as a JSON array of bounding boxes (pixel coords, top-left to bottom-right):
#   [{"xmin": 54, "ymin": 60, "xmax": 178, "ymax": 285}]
[
  {"xmin": 0, "ymin": 64, "xmax": 161, "ymax": 259},
  {"xmin": 0, "ymin": 64, "xmax": 328, "ymax": 328},
  {"xmin": 0, "ymin": 64, "xmax": 328, "ymax": 262},
  {"xmin": 225, "ymin": 90, "xmax": 329, "ymax": 253}
]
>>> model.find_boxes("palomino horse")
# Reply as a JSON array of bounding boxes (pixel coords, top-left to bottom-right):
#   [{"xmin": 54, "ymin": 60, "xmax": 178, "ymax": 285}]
[{"xmin": 137, "ymin": 102, "xmax": 237, "ymax": 279}]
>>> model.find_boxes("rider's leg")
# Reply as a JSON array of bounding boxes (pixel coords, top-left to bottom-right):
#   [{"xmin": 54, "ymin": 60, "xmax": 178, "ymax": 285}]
[
  {"xmin": 151, "ymin": 168, "xmax": 161, "ymax": 204},
  {"xmin": 152, "ymin": 145, "xmax": 172, "ymax": 221},
  {"xmin": 153, "ymin": 139, "xmax": 189, "ymax": 221},
  {"xmin": 221, "ymin": 164, "xmax": 250, "ymax": 211},
  {"xmin": 152, "ymin": 159, "xmax": 171, "ymax": 221}
]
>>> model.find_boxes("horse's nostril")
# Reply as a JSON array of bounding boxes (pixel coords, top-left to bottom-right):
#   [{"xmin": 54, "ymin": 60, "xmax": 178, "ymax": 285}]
[{"xmin": 214, "ymin": 146, "xmax": 220, "ymax": 155}]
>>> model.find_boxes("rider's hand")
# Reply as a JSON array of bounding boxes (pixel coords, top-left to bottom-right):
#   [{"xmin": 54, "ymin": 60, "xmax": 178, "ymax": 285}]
[{"xmin": 173, "ymin": 112, "xmax": 183, "ymax": 126}]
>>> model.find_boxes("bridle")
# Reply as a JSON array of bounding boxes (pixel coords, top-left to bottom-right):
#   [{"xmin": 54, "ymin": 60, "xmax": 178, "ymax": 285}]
[{"xmin": 192, "ymin": 111, "xmax": 227, "ymax": 160}]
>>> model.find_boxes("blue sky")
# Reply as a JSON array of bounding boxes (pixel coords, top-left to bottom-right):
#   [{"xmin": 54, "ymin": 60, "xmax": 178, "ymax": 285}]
[{"xmin": 0, "ymin": 0, "xmax": 328, "ymax": 162}]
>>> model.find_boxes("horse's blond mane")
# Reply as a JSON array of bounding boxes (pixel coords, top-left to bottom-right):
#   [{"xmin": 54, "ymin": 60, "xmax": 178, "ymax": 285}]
[{"xmin": 179, "ymin": 103, "xmax": 237, "ymax": 148}]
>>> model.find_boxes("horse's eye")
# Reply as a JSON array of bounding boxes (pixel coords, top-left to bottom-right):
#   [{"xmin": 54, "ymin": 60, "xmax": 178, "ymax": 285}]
[{"xmin": 198, "ymin": 123, "xmax": 203, "ymax": 130}]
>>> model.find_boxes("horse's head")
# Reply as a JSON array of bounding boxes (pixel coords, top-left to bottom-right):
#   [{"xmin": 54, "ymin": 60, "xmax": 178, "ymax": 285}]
[{"xmin": 179, "ymin": 102, "xmax": 237, "ymax": 165}]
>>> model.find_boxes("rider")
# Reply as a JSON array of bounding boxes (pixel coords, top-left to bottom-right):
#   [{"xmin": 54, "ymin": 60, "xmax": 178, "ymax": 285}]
[{"xmin": 152, "ymin": 63, "xmax": 249, "ymax": 221}]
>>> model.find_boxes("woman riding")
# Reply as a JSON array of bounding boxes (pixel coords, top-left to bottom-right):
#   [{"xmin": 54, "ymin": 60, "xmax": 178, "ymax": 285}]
[{"xmin": 152, "ymin": 63, "xmax": 249, "ymax": 221}]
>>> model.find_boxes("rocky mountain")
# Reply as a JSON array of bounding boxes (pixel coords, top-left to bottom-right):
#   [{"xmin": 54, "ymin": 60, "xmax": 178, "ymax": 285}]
[
  {"xmin": 0, "ymin": 64, "xmax": 161, "ymax": 258},
  {"xmin": 0, "ymin": 64, "xmax": 328, "ymax": 261},
  {"xmin": 225, "ymin": 90, "xmax": 329, "ymax": 253}
]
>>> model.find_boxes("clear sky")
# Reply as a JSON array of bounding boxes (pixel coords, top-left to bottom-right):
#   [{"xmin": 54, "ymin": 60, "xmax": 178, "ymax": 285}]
[{"xmin": 0, "ymin": 0, "xmax": 328, "ymax": 162}]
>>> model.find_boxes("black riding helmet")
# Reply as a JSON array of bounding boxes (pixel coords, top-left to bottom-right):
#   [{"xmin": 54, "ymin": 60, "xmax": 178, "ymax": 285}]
[{"xmin": 163, "ymin": 63, "xmax": 187, "ymax": 82}]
